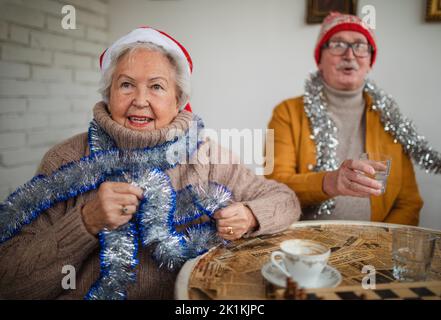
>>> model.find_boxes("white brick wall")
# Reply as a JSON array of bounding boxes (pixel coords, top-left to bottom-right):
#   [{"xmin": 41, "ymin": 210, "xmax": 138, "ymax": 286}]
[
  {"xmin": 0, "ymin": 4, "xmax": 45, "ymax": 28},
  {"xmin": 28, "ymin": 97, "xmax": 71, "ymax": 112},
  {"xmin": 47, "ymin": 16, "xmax": 85, "ymax": 38},
  {"xmin": 0, "ymin": 21, "xmax": 8, "ymax": 40},
  {"xmin": 10, "ymin": 24, "xmax": 30, "ymax": 44},
  {"xmin": 54, "ymin": 52, "xmax": 92, "ymax": 68},
  {"xmin": 2, "ymin": 44, "xmax": 52, "ymax": 65},
  {"xmin": 0, "ymin": 132, "xmax": 26, "ymax": 148},
  {"xmin": 0, "ymin": 79, "xmax": 49, "ymax": 96},
  {"xmin": 0, "ymin": 0, "xmax": 109, "ymax": 201},
  {"xmin": 0, "ymin": 98, "xmax": 27, "ymax": 113},
  {"xmin": 0, "ymin": 61, "xmax": 30, "ymax": 79},
  {"xmin": 31, "ymin": 30, "xmax": 74, "ymax": 51},
  {"xmin": 32, "ymin": 66, "xmax": 72, "ymax": 82}
]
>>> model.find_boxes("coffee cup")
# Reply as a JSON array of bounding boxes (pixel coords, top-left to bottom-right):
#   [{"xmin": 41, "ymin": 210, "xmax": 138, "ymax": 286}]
[{"xmin": 271, "ymin": 239, "xmax": 330, "ymax": 288}]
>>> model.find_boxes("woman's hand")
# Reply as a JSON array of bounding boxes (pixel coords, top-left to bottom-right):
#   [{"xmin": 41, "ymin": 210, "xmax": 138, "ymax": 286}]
[
  {"xmin": 213, "ymin": 203, "xmax": 258, "ymax": 240},
  {"xmin": 323, "ymin": 159, "xmax": 383, "ymax": 198},
  {"xmin": 81, "ymin": 182, "xmax": 144, "ymax": 236}
]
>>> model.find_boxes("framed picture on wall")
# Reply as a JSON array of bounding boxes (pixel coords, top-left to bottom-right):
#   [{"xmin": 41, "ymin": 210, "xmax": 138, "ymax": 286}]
[
  {"xmin": 306, "ymin": 0, "xmax": 358, "ymax": 24},
  {"xmin": 426, "ymin": 0, "xmax": 441, "ymax": 21}
]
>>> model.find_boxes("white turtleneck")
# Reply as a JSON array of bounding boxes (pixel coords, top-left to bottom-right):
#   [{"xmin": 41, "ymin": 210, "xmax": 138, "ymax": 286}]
[{"xmin": 320, "ymin": 81, "xmax": 371, "ymax": 221}]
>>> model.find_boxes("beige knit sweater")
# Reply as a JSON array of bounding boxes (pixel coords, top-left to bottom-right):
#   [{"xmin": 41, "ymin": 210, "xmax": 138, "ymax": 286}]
[{"xmin": 0, "ymin": 103, "xmax": 300, "ymax": 299}]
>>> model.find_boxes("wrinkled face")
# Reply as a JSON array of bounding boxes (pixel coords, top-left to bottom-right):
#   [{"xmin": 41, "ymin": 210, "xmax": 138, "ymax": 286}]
[
  {"xmin": 319, "ymin": 31, "xmax": 372, "ymax": 91},
  {"xmin": 108, "ymin": 49, "xmax": 179, "ymax": 132}
]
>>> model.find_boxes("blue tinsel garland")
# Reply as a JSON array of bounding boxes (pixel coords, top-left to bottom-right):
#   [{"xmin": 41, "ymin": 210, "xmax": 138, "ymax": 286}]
[{"xmin": 0, "ymin": 114, "xmax": 233, "ymax": 300}]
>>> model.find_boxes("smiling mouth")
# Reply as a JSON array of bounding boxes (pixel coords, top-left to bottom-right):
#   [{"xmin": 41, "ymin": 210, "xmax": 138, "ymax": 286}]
[{"xmin": 127, "ymin": 116, "xmax": 154, "ymax": 126}]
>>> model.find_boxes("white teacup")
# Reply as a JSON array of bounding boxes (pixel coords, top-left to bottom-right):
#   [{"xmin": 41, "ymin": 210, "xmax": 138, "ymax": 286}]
[{"xmin": 271, "ymin": 239, "xmax": 330, "ymax": 288}]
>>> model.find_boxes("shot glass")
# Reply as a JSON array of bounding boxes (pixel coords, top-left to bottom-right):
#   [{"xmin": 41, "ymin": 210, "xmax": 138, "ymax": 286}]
[
  {"xmin": 359, "ymin": 152, "xmax": 391, "ymax": 194},
  {"xmin": 392, "ymin": 228, "xmax": 438, "ymax": 282}
]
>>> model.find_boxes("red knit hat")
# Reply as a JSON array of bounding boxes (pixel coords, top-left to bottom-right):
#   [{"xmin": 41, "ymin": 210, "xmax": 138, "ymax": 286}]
[
  {"xmin": 99, "ymin": 26, "xmax": 193, "ymax": 112},
  {"xmin": 314, "ymin": 12, "xmax": 377, "ymax": 66}
]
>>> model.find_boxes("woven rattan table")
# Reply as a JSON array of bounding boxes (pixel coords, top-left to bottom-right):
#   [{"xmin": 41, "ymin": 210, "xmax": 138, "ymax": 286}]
[{"xmin": 175, "ymin": 221, "xmax": 441, "ymax": 300}]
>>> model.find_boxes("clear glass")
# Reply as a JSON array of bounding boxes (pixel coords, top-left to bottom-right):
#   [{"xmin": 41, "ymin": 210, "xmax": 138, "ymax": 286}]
[
  {"xmin": 392, "ymin": 228, "xmax": 437, "ymax": 282},
  {"xmin": 359, "ymin": 152, "xmax": 391, "ymax": 194}
]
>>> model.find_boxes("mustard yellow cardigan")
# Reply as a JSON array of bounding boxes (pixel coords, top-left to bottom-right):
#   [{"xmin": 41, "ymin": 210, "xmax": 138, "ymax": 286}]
[{"xmin": 266, "ymin": 93, "xmax": 423, "ymax": 225}]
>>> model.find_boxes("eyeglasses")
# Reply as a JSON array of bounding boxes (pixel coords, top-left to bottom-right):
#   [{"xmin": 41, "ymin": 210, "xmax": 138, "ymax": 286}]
[{"xmin": 323, "ymin": 41, "xmax": 373, "ymax": 58}]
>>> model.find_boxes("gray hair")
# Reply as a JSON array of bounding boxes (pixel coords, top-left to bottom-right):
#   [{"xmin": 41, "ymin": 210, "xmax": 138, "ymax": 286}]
[{"xmin": 98, "ymin": 42, "xmax": 191, "ymax": 110}]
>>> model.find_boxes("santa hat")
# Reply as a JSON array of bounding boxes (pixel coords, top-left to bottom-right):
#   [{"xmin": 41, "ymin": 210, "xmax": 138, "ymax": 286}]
[
  {"xmin": 314, "ymin": 12, "xmax": 377, "ymax": 67},
  {"xmin": 99, "ymin": 26, "xmax": 193, "ymax": 112}
]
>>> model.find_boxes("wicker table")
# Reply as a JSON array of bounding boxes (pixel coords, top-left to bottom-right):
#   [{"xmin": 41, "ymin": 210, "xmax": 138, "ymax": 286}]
[{"xmin": 175, "ymin": 220, "xmax": 441, "ymax": 300}]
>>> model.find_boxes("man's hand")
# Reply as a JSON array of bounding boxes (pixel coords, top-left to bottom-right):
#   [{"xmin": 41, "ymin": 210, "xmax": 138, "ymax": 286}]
[{"xmin": 323, "ymin": 159, "xmax": 383, "ymax": 198}]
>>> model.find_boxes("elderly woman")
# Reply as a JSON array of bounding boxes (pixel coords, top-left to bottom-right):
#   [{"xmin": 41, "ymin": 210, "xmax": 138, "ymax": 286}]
[{"xmin": 0, "ymin": 27, "xmax": 300, "ymax": 299}]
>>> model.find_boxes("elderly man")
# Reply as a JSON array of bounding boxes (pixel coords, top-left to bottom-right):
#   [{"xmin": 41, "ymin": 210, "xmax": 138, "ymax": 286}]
[{"xmin": 266, "ymin": 12, "xmax": 433, "ymax": 225}]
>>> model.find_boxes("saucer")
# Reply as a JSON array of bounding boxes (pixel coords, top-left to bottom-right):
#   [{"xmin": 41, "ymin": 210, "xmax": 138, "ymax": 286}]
[{"xmin": 261, "ymin": 262, "xmax": 342, "ymax": 289}]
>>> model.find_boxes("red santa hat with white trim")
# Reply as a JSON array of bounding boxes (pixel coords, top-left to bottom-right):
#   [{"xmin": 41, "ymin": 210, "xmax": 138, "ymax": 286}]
[{"xmin": 99, "ymin": 26, "xmax": 193, "ymax": 112}]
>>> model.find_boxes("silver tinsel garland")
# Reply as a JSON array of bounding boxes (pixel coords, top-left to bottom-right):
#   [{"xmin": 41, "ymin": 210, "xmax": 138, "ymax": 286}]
[
  {"xmin": 0, "ymin": 114, "xmax": 233, "ymax": 300},
  {"xmin": 303, "ymin": 71, "xmax": 441, "ymax": 217},
  {"xmin": 364, "ymin": 80, "xmax": 441, "ymax": 174},
  {"xmin": 85, "ymin": 222, "xmax": 138, "ymax": 300}
]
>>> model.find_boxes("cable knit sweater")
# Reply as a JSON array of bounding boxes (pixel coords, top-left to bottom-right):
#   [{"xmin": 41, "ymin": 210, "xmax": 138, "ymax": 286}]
[{"xmin": 0, "ymin": 102, "xmax": 300, "ymax": 299}]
